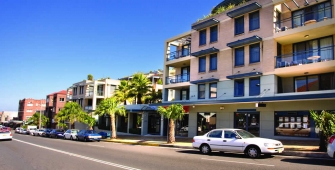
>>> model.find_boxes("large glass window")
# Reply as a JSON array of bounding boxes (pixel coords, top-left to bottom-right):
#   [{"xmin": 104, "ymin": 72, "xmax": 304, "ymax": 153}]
[
  {"xmin": 199, "ymin": 29, "xmax": 206, "ymax": 46},
  {"xmin": 176, "ymin": 114, "xmax": 189, "ymax": 137},
  {"xmin": 235, "ymin": 47, "xmax": 244, "ymax": 66},
  {"xmin": 234, "ymin": 79, "xmax": 244, "ymax": 97},
  {"xmin": 249, "ymin": 77, "xmax": 260, "ymax": 96},
  {"xmin": 209, "ymin": 83, "xmax": 217, "ymax": 99},
  {"xmin": 274, "ymin": 111, "xmax": 313, "ymax": 137},
  {"xmin": 235, "ymin": 16, "xmax": 244, "ymax": 35},
  {"xmin": 249, "ymin": 43, "xmax": 260, "ymax": 63},
  {"xmin": 198, "ymin": 84, "xmax": 205, "ymax": 99},
  {"xmin": 249, "ymin": 11, "xmax": 260, "ymax": 31},
  {"xmin": 199, "ymin": 56, "xmax": 206, "ymax": 72},
  {"xmin": 210, "ymin": 25, "xmax": 218, "ymax": 43},
  {"xmin": 295, "ymin": 73, "xmax": 334, "ymax": 92},
  {"xmin": 208, "ymin": 130, "xmax": 222, "ymax": 138},
  {"xmin": 209, "ymin": 53, "xmax": 217, "ymax": 71},
  {"xmin": 197, "ymin": 112, "xmax": 216, "ymax": 135}
]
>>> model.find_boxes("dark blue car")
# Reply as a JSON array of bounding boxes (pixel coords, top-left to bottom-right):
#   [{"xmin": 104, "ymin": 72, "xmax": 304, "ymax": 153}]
[
  {"xmin": 41, "ymin": 129, "xmax": 53, "ymax": 137},
  {"xmin": 76, "ymin": 130, "xmax": 102, "ymax": 142},
  {"xmin": 49, "ymin": 129, "xmax": 65, "ymax": 138}
]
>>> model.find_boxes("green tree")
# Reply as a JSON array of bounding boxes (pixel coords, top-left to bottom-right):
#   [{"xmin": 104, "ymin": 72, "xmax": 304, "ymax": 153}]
[
  {"xmin": 95, "ymin": 97, "xmax": 126, "ymax": 139},
  {"xmin": 82, "ymin": 114, "xmax": 96, "ymax": 130},
  {"xmin": 114, "ymin": 80, "xmax": 134, "ymax": 105},
  {"xmin": 131, "ymin": 72, "xmax": 152, "ymax": 104},
  {"xmin": 56, "ymin": 102, "xmax": 85, "ymax": 129},
  {"xmin": 157, "ymin": 104, "xmax": 185, "ymax": 143},
  {"xmin": 87, "ymin": 74, "xmax": 93, "ymax": 80},
  {"xmin": 26, "ymin": 112, "xmax": 49, "ymax": 129},
  {"xmin": 310, "ymin": 110, "xmax": 335, "ymax": 151},
  {"xmin": 54, "ymin": 111, "xmax": 67, "ymax": 129}
]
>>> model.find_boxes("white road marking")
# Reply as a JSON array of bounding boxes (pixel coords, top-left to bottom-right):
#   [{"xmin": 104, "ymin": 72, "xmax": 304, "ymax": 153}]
[
  {"xmin": 87, "ymin": 144, "xmax": 105, "ymax": 147},
  {"xmin": 201, "ymin": 158, "xmax": 275, "ymax": 167},
  {"xmin": 13, "ymin": 138, "xmax": 141, "ymax": 170},
  {"xmin": 275, "ymin": 155, "xmax": 334, "ymax": 160}
]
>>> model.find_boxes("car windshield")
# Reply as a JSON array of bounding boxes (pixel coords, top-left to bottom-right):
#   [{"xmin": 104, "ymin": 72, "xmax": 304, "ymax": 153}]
[
  {"xmin": 235, "ymin": 130, "xmax": 256, "ymax": 139},
  {"xmin": 86, "ymin": 130, "xmax": 94, "ymax": 134}
]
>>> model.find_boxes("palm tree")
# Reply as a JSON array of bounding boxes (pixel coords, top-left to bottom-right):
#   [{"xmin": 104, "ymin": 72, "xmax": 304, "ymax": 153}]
[
  {"xmin": 310, "ymin": 110, "xmax": 335, "ymax": 151},
  {"xmin": 87, "ymin": 74, "xmax": 93, "ymax": 80},
  {"xmin": 157, "ymin": 104, "xmax": 185, "ymax": 143},
  {"xmin": 131, "ymin": 72, "xmax": 152, "ymax": 104},
  {"xmin": 95, "ymin": 97, "xmax": 126, "ymax": 139},
  {"xmin": 56, "ymin": 102, "xmax": 85, "ymax": 129},
  {"xmin": 82, "ymin": 113, "xmax": 96, "ymax": 130},
  {"xmin": 26, "ymin": 112, "xmax": 49, "ymax": 128},
  {"xmin": 114, "ymin": 80, "xmax": 134, "ymax": 105}
]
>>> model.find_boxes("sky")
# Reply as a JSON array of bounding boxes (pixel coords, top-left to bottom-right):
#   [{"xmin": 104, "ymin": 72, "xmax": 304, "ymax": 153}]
[{"xmin": 0, "ymin": 0, "xmax": 222, "ymax": 111}]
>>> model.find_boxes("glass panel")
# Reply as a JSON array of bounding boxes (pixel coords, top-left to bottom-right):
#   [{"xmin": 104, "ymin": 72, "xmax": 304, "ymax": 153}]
[
  {"xmin": 234, "ymin": 113, "xmax": 260, "ymax": 137},
  {"xmin": 199, "ymin": 30, "xmax": 206, "ymax": 46},
  {"xmin": 209, "ymin": 54, "xmax": 217, "ymax": 71},
  {"xmin": 181, "ymin": 90, "xmax": 187, "ymax": 100},
  {"xmin": 249, "ymin": 43, "xmax": 260, "ymax": 63},
  {"xmin": 320, "ymin": 36, "xmax": 333, "ymax": 61},
  {"xmin": 249, "ymin": 11, "xmax": 259, "ymax": 31},
  {"xmin": 197, "ymin": 113, "xmax": 216, "ymax": 135},
  {"xmin": 199, "ymin": 57, "xmax": 206, "ymax": 72},
  {"xmin": 210, "ymin": 26, "xmax": 218, "ymax": 42},
  {"xmin": 198, "ymin": 84, "xmax": 205, "ymax": 99},
  {"xmin": 293, "ymin": 10, "xmax": 304, "ymax": 28},
  {"xmin": 320, "ymin": 74, "xmax": 334, "ymax": 90},
  {"xmin": 208, "ymin": 130, "xmax": 222, "ymax": 138},
  {"xmin": 307, "ymin": 75, "xmax": 319, "ymax": 91},
  {"xmin": 234, "ymin": 79, "xmax": 244, "ymax": 97},
  {"xmin": 295, "ymin": 77, "xmax": 307, "ymax": 92},
  {"xmin": 306, "ymin": 40, "xmax": 318, "ymax": 60},
  {"xmin": 235, "ymin": 47, "xmax": 244, "ymax": 66},
  {"xmin": 249, "ymin": 77, "xmax": 260, "ymax": 96},
  {"xmin": 209, "ymin": 83, "xmax": 217, "ymax": 98},
  {"xmin": 275, "ymin": 111, "xmax": 311, "ymax": 137},
  {"xmin": 235, "ymin": 16, "xmax": 244, "ymax": 35},
  {"xmin": 293, "ymin": 42, "xmax": 306, "ymax": 64},
  {"xmin": 176, "ymin": 114, "xmax": 189, "ymax": 137}
]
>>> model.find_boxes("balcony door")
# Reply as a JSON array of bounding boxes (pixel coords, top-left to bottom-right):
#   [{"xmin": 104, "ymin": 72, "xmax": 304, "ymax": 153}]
[{"xmin": 181, "ymin": 67, "xmax": 190, "ymax": 82}]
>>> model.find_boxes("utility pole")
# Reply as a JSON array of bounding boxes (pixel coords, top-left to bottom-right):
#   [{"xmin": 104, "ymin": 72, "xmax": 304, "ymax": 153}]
[{"xmin": 39, "ymin": 99, "xmax": 42, "ymax": 129}]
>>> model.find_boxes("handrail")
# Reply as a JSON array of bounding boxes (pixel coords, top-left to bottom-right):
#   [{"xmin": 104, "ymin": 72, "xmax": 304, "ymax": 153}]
[
  {"xmin": 165, "ymin": 73, "xmax": 190, "ymax": 84},
  {"xmin": 167, "ymin": 47, "xmax": 191, "ymax": 61}
]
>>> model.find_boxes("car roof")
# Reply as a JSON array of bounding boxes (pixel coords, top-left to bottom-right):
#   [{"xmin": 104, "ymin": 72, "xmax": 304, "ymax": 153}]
[{"xmin": 211, "ymin": 128, "xmax": 243, "ymax": 131}]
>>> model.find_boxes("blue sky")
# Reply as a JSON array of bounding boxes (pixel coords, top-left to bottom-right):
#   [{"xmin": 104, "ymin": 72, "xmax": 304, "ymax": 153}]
[{"xmin": 0, "ymin": 0, "xmax": 222, "ymax": 111}]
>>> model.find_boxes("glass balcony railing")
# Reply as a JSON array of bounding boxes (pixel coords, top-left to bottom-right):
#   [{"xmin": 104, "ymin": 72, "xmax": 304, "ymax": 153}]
[
  {"xmin": 96, "ymin": 91, "xmax": 104, "ymax": 96},
  {"xmin": 84, "ymin": 106, "xmax": 93, "ymax": 110},
  {"xmin": 275, "ymin": 45, "xmax": 334, "ymax": 68},
  {"xmin": 85, "ymin": 91, "xmax": 94, "ymax": 97},
  {"xmin": 167, "ymin": 47, "xmax": 191, "ymax": 61},
  {"xmin": 275, "ymin": 4, "xmax": 332, "ymax": 32},
  {"xmin": 166, "ymin": 74, "xmax": 190, "ymax": 85}
]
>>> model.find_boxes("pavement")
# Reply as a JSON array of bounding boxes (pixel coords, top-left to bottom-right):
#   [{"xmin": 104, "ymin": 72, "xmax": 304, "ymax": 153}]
[{"xmin": 101, "ymin": 134, "xmax": 329, "ymax": 158}]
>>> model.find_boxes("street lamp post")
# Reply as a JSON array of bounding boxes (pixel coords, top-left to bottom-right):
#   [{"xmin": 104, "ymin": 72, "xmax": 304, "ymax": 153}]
[{"xmin": 39, "ymin": 99, "xmax": 42, "ymax": 129}]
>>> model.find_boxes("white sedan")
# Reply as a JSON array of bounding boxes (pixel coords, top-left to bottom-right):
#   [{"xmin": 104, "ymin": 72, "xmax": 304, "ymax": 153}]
[
  {"xmin": 192, "ymin": 128, "xmax": 284, "ymax": 158},
  {"xmin": 327, "ymin": 135, "xmax": 335, "ymax": 158},
  {"xmin": 33, "ymin": 129, "xmax": 45, "ymax": 136},
  {"xmin": 63, "ymin": 129, "xmax": 79, "ymax": 140},
  {"xmin": 0, "ymin": 129, "xmax": 12, "ymax": 141}
]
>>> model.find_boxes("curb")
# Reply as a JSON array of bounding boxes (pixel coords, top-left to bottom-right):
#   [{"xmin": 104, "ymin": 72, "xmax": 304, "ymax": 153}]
[{"xmin": 102, "ymin": 140, "xmax": 329, "ymax": 158}]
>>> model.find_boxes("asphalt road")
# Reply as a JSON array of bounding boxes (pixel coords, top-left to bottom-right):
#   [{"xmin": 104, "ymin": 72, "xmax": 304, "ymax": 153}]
[{"xmin": 0, "ymin": 132, "xmax": 334, "ymax": 170}]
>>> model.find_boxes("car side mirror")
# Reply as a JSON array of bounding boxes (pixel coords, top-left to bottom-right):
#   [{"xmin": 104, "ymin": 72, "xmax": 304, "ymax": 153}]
[{"xmin": 235, "ymin": 136, "xmax": 241, "ymax": 139}]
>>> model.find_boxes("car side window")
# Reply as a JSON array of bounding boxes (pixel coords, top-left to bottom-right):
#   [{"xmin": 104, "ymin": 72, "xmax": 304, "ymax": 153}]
[
  {"xmin": 224, "ymin": 130, "xmax": 237, "ymax": 138},
  {"xmin": 66, "ymin": 130, "xmax": 70, "ymax": 133},
  {"xmin": 208, "ymin": 130, "xmax": 223, "ymax": 138}
]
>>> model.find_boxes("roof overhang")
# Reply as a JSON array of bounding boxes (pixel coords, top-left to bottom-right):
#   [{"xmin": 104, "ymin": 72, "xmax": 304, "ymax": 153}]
[
  {"xmin": 124, "ymin": 104, "xmax": 157, "ymax": 112},
  {"xmin": 192, "ymin": 18, "xmax": 220, "ymax": 31},
  {"xmin": 191, "ymin": 47, "xmax": 219, "ymax": 57},
  {"xmin": 227, "ymin": 35, "xmax": 262, "ymax": 48},
  {"xmin": 227, "ymin": 2, "xmax": 262, "ymax": 18},
  {"xmin": 190, "ymin": 78, "xmax": 219, "ymax": 84},
  {"xmin": 226, "ymin": 72, "xmax": 262, "ymax": 79}
]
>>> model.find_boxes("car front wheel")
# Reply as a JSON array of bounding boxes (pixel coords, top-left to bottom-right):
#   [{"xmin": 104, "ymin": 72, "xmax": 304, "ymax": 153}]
[
  {"xmin": 246, "ymin": 146, "xmax": 261, "ymax": 158},
  {"xmin": 200, "ymin": 144, "xmax": 211, "ymax": 155}
]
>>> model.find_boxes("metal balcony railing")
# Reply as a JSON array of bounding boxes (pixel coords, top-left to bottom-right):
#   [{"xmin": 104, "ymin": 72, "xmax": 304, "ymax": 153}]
[
  {"xmin": 167, "ymin": 47, "xmax": 191, "ymax": 61},
  {"xmin": 275, "ymin": 45, "xmax": 334, "ymax": 68},
  {"xmin": 275, "ymin": 4, "xmax": 332, "ymax": 32},
  {"xmin": 166, "ymin": 74, "xmax": 190, "ymax": 85}
]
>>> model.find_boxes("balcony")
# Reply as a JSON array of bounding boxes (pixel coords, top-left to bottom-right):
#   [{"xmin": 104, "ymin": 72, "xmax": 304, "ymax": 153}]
[
  {"xmin": 275, "ymin": 45, "xmax": 334, "ymax": 68},
  {"xmin": 96, "ymin": 91, "xmax": 104, "ymax": 96},
  {"xmin": 165, "ymin": 74, "xmax": 190, "ymax": 85},
  {"xmin": 86, "ymin": 91, "xmax": 94, "ymax": 97},
  {"xmin": 167, "ymin": 48, "xmax": 190, "ymax": 61},
  {"xmin": 84, "ymin": 106, "xmax": 93, "ymax": 110}
]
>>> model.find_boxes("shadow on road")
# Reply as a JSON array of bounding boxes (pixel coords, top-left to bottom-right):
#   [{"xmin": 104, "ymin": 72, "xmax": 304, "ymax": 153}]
[
  {"xmin": 177, "ymin": 150, "xmax": 274, "ymax": 159},
  {"xmin": 281, "ymin": 158, "xmax": 335, "ymax": 167}
]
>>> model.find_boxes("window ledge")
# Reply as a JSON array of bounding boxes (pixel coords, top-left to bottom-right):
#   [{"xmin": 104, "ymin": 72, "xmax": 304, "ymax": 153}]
[
  {"xmin": 209, "ymin": 70, "xmax": 217, "ymax": 72},
  {"xmin": 234, "ymin": 65, "xmax": 245, "ymax": 68},
  {"xmin": 210, "ymin": 41, "xmax": 218, "ymax": 44},
  {"xmin": 248, "ymin": 62, "xmax": 260, "ymax": 66},
  {"xmin": 234, "ymin": 33, "xmax": 245, "ymax": 37},
  {"xmin": 199, "ymin": 44, "xmax": 207, "ymax": 48},
  {"xmin": 249, "ymin": 28, "xmax": 260, "ymax": 33},
  {"xmin": 198, "ymin": 72, "xmax": 207, "ymax": 75}
]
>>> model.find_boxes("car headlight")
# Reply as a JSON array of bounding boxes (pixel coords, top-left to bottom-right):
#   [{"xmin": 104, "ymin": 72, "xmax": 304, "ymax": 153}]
[{"xmin": 264, "ymin": 143, "xmax": 276, "ymax": 147}]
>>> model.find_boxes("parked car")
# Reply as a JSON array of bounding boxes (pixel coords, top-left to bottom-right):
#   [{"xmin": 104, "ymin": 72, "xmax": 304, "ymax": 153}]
[
  {"xmin": 27, "ymin": 127, "xmax": 37, "ymax": 135},
  {"xmin": 15, "ymin": 127, "xmax": 22, "ymax": 133},
  {"xmin": 0, "ymin": 128, "xmax": 12, "ymax": 141},
  {"xmin": 41, "ymin": 129, "xmax": 53, "ymax": 137},
  {"xmin": 76, "ymin": 130, "xmax": 102, "ymax": 142},
  {"xmin": 33, "ymin": 129, "xmax": 45, "ymax": 136},
  {"xmin": 63, "ymin": 129, "xmax": 79, "ymax": 140},
  {"xmin": 192, "ymin": 128, "xmax": 284, "ymax": 158},
  {"xmin": 327, "ymin": 134, "xmax": 335, "ymax": 158},
  {"xmin": 98, "ymin": 131, "xmax": 111, "ymax": 139},
  {"xmin": 19, "ymin": 128, "xmax": 27, "ymax": 134},
  {"xmin": 49, "ymin": 129, "xmax": 65, "ymax": 138}
]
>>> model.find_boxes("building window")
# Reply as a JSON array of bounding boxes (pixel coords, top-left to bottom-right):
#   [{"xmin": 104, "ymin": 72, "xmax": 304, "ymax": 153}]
[
  {"xmin": 249, "ymin": 11, "xmax": 260, "ymax": 31},
  {"xmin": 73, "ymin": 87, "xmax": 77, "ymax": 95},
  {"xmin": 58, "ymin": 108, "xmax": 62, "ymax": 111},
  {"xmin": 26, "ymin": 109, "xmax": 33, "ymax": 112},
  {"xmin": 249, "ymin": 77, "xmax": 260, "ymax": 96},
  {"xmin": 209, "ymin": 83, "xmax": 217, "ymax": 99},
  {"xmin": 234, "ymin": 79, "xmax": 244, "ymax": 97},
  {"xmin": 235, "ymin": 16, "xmax": 244, "ymax": 35},
  {"xmin": 250, "ymin": 43, "xmax": 260, "ymax": 63},
  {"xmin": 295, "ymin": 73, "xmax": 334, "ymax": 92},
  {"xmin": 199, "ymin": 56, "xmax": 206, "ymax": 72},
  {"xmin": 198, "ymin": 84, "xmax": 205, "ymax": 99},
  {"xmin": 79, "ymin": 86, "xmax": 84, "ymax": 94},
  {"xmin": 210, "ymin": 25, "xmax": 218, "ymax": 43},
  {"xmin": 59, "ymin": 98, "xmax": 65, "ymax": 102},
  {"xmin": 197, "ymin": 113, "xmax": 216, "ymax": 135},
  {"xmin": 110, "ymin": 85, "xmax": 116, "ymax": 95},
  {"xmin": 199, "ymin": 29, "xmax": 206, "ymax": 46},
  {"xmin": 235, "ymin": 47, "xmax": 244, "ymax": 66},
  {"xmin": 209, "ymin": 54, "xmax": 217, "ymax": 71}
]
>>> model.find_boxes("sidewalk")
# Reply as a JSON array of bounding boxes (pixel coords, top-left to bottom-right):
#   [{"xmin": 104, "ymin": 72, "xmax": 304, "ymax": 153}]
[{"xmin": 101, "ymin": 134, "xmax": 329, "ymax": 158}]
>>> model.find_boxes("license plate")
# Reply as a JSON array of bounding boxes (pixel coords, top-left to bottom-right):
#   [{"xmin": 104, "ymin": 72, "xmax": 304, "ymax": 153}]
[{"xmin": 2, "ymin": 134, "xmax": 7, "ymax": 136}]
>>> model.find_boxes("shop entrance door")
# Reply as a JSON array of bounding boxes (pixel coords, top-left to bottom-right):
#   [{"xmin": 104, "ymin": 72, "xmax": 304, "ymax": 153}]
[
  {"xmin": 234, "ymin": 112, "xmax": 260, "ymax": 137},
  {"xmin": 148, "ymin": 114, "xmax": 161, "ymax": 135}
]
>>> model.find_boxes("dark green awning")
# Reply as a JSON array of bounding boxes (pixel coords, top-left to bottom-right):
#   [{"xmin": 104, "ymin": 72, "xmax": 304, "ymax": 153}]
[{"xmin": 227, "ymin": 2, "xmax": 262, "ymax": 18}]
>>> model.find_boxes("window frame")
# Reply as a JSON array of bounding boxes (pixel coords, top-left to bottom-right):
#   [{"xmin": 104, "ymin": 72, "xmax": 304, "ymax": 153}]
[
  {"xmin": 198, "ymin": 84, "xmax": 206, "ymax": 99},
  {"xmin": 234, "ymin": 79, "xmax": 244, "ymax": 97},
  {"xmin": 210, "ymin": 25, "xmax": 218, "ymax": 43},
  {"xmin": 199, "ymin": 56, "xmax": 206, "ymax": 73},
  {"xmin": 249, "ymin": 43, "xmax": 260, "ymax": 63},
  {"xmin": 209, "ymin": 53, "xmax": 217, "ymax": 71},
  {"xmin": 249, "ymin": 11, "xmax": 260, "ymax": 31},
  {"xmin": 234, "ymin": 47, "xmax": 245, "ymax": 66},
  {"xmin": 235, "ymin": 16, "xmax": 244, "ymax": 35},
  {"xmin": 209, "ymin": 83, "xmax": 217, "ymax": 99},
  {"xmin": 249, "ymin": 77, "xmax": 260, "ymax": 96},
  {"xmin": 199, "ymin": 29, "xmax": 207, "ymax": 46}
]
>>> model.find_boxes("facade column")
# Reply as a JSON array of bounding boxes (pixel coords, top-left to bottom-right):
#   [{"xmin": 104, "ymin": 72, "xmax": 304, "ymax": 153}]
[
  {"xmin": 127, "ymin": 112, "xmax": 132, "ymax": 133},
  {"xmin": 160, "ymin": 115, "xmax": 164, "ymax": 136},
  {"xmin": 141, "ymin": 112, "xmax": 148, "ymax": 135}
]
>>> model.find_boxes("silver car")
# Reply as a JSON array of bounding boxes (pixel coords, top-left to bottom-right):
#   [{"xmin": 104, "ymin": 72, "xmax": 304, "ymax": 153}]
[{"xmin": 63, "ymin": 129, "xmax": 79, "ymax": 140}]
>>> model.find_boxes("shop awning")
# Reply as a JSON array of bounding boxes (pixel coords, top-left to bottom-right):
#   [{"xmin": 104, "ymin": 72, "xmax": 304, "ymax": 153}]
[
  {"xmin": 191, "ymin": 47, "xmax": 219, "ymax": 57},
  {"xmin": 192, "ymin": 18, "xmax": 220, "ymax": 31},
  {"xmin": 226, "ymin": 72, "xmax": 262, "ymax": 79},
  {"xmin": 190, "ymin": 78, "xmax": 219, "ymax": 84},
  {"xmin": 226, "ymin": 35, "xmax": 262, "ymax": 48},
  {"xmin": 226, "ymin": 2, "xmax": 262, "ymax": 18}
]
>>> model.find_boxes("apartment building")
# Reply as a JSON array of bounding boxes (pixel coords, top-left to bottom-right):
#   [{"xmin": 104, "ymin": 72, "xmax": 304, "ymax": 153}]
[
  {"xmin": 18, "ymin": 98, "xmax": 46, "ymax": 121},
  {"xmin": 155, "ymin": 0, "xmax": 335, "ymax": 139},
  {"xmin": 45, "ymin": 90, "xmax": 68, "ymax": 128},
  {"xmin": 0, "ymin": 111, "xmax": 18, "ymax": 123}
]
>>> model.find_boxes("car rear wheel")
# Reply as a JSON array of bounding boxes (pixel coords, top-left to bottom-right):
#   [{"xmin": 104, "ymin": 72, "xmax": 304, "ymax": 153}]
[
  {"xmin": 246, "ymin": 146, "xmax": 261, "ymax": 158},
  {"xmin": 200, "ymin": 144, "xmax": 211, "ymax": 155}
]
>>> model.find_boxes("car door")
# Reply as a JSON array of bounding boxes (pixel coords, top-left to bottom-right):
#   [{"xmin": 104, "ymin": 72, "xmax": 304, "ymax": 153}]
[
  {"xmin": 64, "ymin": 130, "xmax": 70, "ymax": 139},
  {"xmin": 222, "ymin": 130, "xmax": 244, "ymax": 152},
  {"xmin": 78, "ymin": 130, "xmax": 84, "ymax": 140},
  {"xmin": 206, "ymin": 130, "xmax": 224, "ymax": 151}
]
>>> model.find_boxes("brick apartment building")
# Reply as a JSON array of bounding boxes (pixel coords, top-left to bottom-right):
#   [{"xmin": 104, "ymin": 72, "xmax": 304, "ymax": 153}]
[
  {"xmin": 18, "ymin": 98, "xmax": 46, "ymax": 121},
  {"xmin": 45, "ymin": 90, "xmax": 68, "ymax": 128}
]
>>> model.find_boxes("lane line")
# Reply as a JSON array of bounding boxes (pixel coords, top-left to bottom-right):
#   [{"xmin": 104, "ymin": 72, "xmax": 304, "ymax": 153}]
[
  {"xmin": 87, "ymin": 144, "xmax": 105, "ymax": 147},
  {"xmin": 13, "ymin": 138, "xmax": 141, "ymax": 170},
  {"xmin": 201, "ymin": 158, "xmax": 275, "ymax": 167}
]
